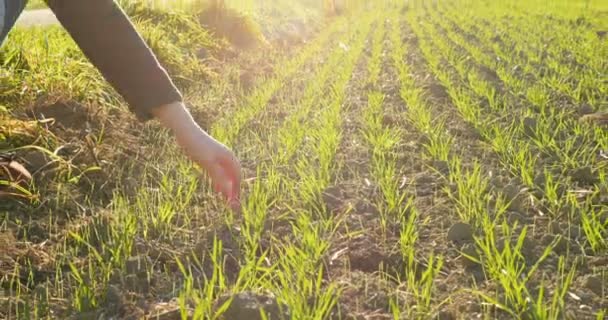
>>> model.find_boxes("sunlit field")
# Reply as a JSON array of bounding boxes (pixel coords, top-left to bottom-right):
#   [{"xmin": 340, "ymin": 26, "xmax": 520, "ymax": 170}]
[{"xmin": 1, "ymin": 0, "xmax": 607, "ymax": 319}]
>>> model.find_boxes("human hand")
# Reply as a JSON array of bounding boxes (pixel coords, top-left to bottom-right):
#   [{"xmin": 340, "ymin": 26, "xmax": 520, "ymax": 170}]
[{"xmin": 152, "ymin": 102, "xmax": 241, "ymax": 210}]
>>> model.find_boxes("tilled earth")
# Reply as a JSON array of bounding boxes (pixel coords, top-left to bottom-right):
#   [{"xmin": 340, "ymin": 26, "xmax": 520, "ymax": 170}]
[{"xmin": 1, "ymin": 2, "xmax": 607, "ymax": 320}]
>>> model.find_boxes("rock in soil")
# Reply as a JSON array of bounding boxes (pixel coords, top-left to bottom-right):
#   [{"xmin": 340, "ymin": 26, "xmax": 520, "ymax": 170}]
[
  {"xmin": 447, "ymin": 222, "xmax": 474, "ymax": 243},
  {"xmin": 215, "ymin": 292, "xmax": 290, "ymax": 320}
]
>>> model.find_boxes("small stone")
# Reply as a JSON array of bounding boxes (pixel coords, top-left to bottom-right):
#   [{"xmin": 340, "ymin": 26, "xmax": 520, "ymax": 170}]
[{"xmin": 447, "ymin": 222, "xmax": 474, "ymax": 243}]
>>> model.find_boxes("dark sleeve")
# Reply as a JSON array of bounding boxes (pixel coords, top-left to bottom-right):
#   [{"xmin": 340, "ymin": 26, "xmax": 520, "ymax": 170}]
[{"xmin": 46, "ymin": 0, "xmax": 183, "ymax": 121}]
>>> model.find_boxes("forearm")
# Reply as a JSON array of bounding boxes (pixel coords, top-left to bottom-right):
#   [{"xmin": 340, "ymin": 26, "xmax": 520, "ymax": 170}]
[{"xmin": 46, "ymin": 0, "xmax": 182, "ymax": 121}]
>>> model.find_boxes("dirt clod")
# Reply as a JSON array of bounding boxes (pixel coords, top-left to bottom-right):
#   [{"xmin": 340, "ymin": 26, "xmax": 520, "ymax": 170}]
[
  {"xmin": 579, "ymin": 112, "xmax": 608, "ymax": 125},
  {"xmin": 432, "ymin": 160, "xmax": 450, "ymax": 175},
  {"xmin": 436, "ymin": 310, "xmax": 456, "ymax": 320},
  {"xmin": 459, "ymin": 243, "xmax": 479, "ymax": 267},
  {"xmin": 503, "ymin": 183, "xmax": 527, "ymax": 213},
  {"xmin": 533, "ymin": 173, "xmax": 546, "ymax": 187},
  {"xmin": 215, "ymin": 291, "xmax": 290, "ymax": 320},
  {"xmin": 105, "ymin": 284, "xmax": 124, "ymax": 306},
  {"xmin": 570, "ymin": 166, "xmax": 597, "ymax": 185},
  {"xmin": 30, "ymin": 100, "xmax": 91, "ymax": 131},
  {"xmin": 124, "ymin": 274, "xmax": 150, "ymax": 294},
  {"xmin": 522, "ymin": 117, "xmax": 537, "ymax": 136},
  {"xmin": 21, "ymin": 150, "xmax": 54, "ymax": 174},
  {"xmin": 583, "ymin": 275, "xmax": 604, "ymax": 297},
  {"xmin": 125, "ymin": 255, "xmax": 152, "ymax": 275},
  {"xmin": 447, "ymin": 222, "xmax": 474, "ymax": 243}
]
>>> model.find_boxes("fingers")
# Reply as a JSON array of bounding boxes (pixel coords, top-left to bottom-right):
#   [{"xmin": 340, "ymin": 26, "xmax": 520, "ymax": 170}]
[
  {"xmin": 206, "ymin": 153, "xmax": 241, "ymax": 212},
  {"xmin": 219, "ymin": 153, "xmax": 241, "ymax": 202},
  {"xmin": 208, "ymin": 163, "xmax": 231, "ymax": 200}
]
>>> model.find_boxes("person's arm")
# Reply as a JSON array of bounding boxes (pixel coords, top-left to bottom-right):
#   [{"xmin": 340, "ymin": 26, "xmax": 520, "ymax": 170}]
[
  {"xmin": 45, "ymin": 0, "xmax": 241, "ymax": 208},
  {"xmin": 46, "ymin": 0, "xmax": 178, "ymax": 121}
]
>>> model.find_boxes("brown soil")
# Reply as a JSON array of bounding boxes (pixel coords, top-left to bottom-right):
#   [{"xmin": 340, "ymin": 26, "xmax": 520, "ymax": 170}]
[{"xmin": 2, "ymin": 5, "xmax": 606, "ymax": 320}]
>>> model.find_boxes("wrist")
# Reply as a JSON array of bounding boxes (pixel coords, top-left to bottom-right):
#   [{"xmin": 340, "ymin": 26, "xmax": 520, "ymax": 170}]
[{"xmin": 152, "ymin": 101, "xmax": 205, "ymax": 138}]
